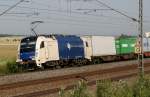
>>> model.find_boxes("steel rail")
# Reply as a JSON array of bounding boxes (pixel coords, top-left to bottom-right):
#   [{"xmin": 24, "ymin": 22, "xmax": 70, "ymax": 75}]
[
  {"xmin": 0, "ymin": 63, "xmax": 150, "ymax": 91},
  {"xmin": 13, "ymin": 66, "xmax": 150, "ymax": 97}
]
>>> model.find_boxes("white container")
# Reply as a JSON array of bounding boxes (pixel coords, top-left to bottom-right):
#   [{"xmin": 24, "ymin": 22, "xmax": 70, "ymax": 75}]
[
  {"xmin": 145, "ymin": 32, "xmax": 150, "ymax": 37},
  {"xmin": 143, "ymin": 37, "xmax": 150, "ymax": 52},
  {"xmin": 91, "ymin": 36, "xmax": 116, "ymax": 56}
]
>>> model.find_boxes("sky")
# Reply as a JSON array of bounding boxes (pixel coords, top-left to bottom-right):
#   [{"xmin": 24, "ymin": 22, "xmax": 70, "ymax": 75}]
[{"xmin": 0, "ymin": 0, "xmax": 150, "ymax": 36}]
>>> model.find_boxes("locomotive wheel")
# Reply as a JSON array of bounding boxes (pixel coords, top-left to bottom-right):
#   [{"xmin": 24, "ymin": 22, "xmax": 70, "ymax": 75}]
[
  {"xmin": 92, "ymin": 58, "xmax": 99, "ymax": 64},
  {"xmin": 40, "ymin": 64, "xmax": 46, "ymax": 70},
  {"xmin": 75, "ymin": 59, "xmax": 83, "ymax": 66},
  {"xmin": 55, "ymin": 65, "xmax": 61, "ymax": 69},
  {"xmin": 68, "ymin": 60, "xmax": 75, "ymax": 66},
  {"xmin": 59, "ymin": 60, "xmax": 65, "ymax": 68},
  {"xmin": 83, "ymin": 59, "xmax": 89, "ymax": 65},
  {"xmin": 46, "ymin": 62, "xmax": 57, "ymax": 69},
  {"xmin": 93, "ymin": 58, "xmax": 103, "ymax": 64},
  {"xmin": 55, "ymin": 61, "xmax": 61, "ymax": 69}
]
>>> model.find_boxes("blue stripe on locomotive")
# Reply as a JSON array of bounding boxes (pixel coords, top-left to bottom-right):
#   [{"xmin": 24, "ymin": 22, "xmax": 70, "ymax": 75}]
[
  {"xmin": 20, "ymin": 52, "xmax": 35, "ymax": 60},
  {"xmin": 55, "ymin": 35, "xmax": 85, "ymax": 60}
]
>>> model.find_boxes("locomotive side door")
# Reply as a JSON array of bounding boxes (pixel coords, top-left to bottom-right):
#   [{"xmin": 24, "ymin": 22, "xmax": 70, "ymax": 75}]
[
  {"xmin": 81, "ymin": 37, "xmax": 92, "ymax": 60},
  {"xmin": 39, "ymin": 41, "xmax": 47, "ymax": 63},
  {"xmin": 85, "ymin": 38, "xmax": 92, "ymax": 60},
  {"xmin": 47, "ymin": 40, "xmax": 59, "ymax": 61}
]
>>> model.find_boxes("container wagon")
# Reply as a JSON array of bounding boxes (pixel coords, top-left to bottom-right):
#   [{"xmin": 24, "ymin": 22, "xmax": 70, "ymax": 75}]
[
  {"xmin": 143, "ymin": 37, "xmax": 150, "ymax": 57},
  {"xmin": 115, "ymin": 37, "xmax": 137, "ymax": 60},
  {"xmin": 81, "ymin": 35, "xmax": 117, "ymax": 64},
  {"xmin": 17, "ymin": 35, "xmax": 150, "ymax": 69}
]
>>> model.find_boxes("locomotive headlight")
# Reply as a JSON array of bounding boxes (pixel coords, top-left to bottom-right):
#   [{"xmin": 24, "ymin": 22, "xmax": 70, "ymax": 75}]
[
  {"xmin": 16, "ymin": 59, "xmax": 22, "ymax": 62},
  {"xmin": 32, "ymin": 57, "xmax": 35, "ymax": 60},
  {"xmin": 30, "ymin": 56, "xmax": 35, "ymax": 60},
  {"xmin": 35, "ymin": 52, "xmax": 38, "ymax": 57}
]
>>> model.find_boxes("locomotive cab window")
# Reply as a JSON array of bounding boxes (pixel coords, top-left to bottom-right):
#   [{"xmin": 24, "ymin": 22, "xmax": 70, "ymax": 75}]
[
  {"xmin": 40, "ymin": 41, "xmax": 45, "ymax": 48},
  {"xmin": 86, "ymin": 42, "xmax": 88, "ymax": 47}
]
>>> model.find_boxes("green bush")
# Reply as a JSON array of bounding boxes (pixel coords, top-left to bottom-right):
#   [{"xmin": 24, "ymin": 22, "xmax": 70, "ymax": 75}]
[
  {"xmin": 133, "ymin": 78, "xmax": 150, "ymax": 97},
  {"xmin": 59, "ymin": 78, "xmax": 150, "ymax": 97},
  {"xmin": 96, "ymin": 80, "xmax": 114, "ymax": 97},
  {"xmin": 0, "ymin": 58, "xmax": 21, "ymax": 75},
  {"xmin": 59, "ymin": 80, "xmax": 92, "ymax": 97},
  {"xmin": 113, "ymin": 80, "xmax": 133, "ymax": 97},
  {"xmin": 6, "ymin": 59, "xmax": 19, "ymax": 73},
  {"xmin": 59, "ymin": 88, "xmax": 67, "ymax": 97}
]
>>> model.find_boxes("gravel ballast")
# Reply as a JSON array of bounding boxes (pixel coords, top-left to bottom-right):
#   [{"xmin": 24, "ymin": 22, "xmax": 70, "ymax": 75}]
[{"xmin": 0, "ymin": 59, "xmax": 145, "ymax": 85}]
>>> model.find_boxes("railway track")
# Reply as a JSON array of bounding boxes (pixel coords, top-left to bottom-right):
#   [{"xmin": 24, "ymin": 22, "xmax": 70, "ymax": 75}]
[
  {"xmin": 0, "ymin": 59, "xmax": 143, "ymax": 85},
  {"xmin": 1, "ymin": 59, "xmax": 150, "ymax": 97},
  {"xmin": 0, "ymin": 64, "xmax": 138, "ymax": 90},
  {"xmin": 10, "ymin": 64, "xmax": 150, "ymax": 97},
  {"xmin": 13, "ymin": 70, "xmax": 150, "ymax": 97}
]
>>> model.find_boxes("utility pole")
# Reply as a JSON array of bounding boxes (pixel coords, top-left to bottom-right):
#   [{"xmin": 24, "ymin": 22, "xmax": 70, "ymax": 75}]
[
  {"xmin": 95, "ymin": 0, "xmax": 144, "ymax": 78},
  {"xmin": 138, "ymin": 0, "xmax": 144, "ymax": 78}
]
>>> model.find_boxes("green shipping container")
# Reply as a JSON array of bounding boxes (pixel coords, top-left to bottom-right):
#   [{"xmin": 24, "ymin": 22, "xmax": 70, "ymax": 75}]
[{"xmin": 115, "ymin": 37, "xmax": 136, "ymax": 54}]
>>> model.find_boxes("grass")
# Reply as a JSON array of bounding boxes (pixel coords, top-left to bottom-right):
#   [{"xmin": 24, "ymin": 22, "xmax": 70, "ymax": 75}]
[
  {"xmin": 0, "ymin": 46, "xmax": 18, "ymax": 59},
  {"xmin": 0, "ymin": 59, "xmax": 8, "ymax": 74},
  {"xmin": 0, "ymin": 58, "xmax": 19, "ymax": 75},
  {"xmin": 0, "ymin": 36, "xmax": 20, "ymax": 75},
  {"xmin": 59, "ymin": 80, "xmax": 92, "ymax": 97},
  {"xmin": 59, "ymin": 77, "xmax": 150, "ymax": 97},
  {"xmin": 0, "ymin": 45, "xmax": 18, "ymax": 74}
]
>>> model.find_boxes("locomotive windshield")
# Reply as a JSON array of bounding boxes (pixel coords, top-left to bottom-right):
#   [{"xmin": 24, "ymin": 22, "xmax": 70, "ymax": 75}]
[{"xmin": 20, "ymin": 37, "xmax": 37, "ymax": 53}]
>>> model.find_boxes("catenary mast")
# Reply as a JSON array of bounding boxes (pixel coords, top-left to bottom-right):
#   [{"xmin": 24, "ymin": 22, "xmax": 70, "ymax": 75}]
[{"xmin": 138, "ymin": 0, "xmax": 144, "ymax": 78}]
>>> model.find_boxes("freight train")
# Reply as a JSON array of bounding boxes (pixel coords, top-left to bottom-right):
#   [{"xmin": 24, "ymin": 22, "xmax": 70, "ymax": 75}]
[{"xmin": 16, "ymin": 35, "xmax": 150, "ymax": 69}]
